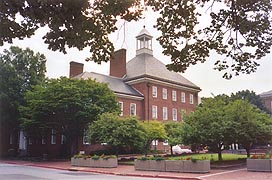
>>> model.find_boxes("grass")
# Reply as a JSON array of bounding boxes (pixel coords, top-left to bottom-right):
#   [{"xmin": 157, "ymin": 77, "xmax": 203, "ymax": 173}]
[
  {"xmin": 169, "ymin": 153, "xmax": 247, "ymax": 162},
  {"xmin": 118, "ymin": 153, "xmax": 247, "ymax": 165}
]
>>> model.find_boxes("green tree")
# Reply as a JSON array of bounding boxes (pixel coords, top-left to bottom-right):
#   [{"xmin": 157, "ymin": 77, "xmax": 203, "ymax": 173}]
[
  {"xmin": 88, "ymin": 113, "xmax": 147, "ymax": 155},
  {"xmin": 20, "ymin": 77, "xmax": 119, "ymax": 156},
  {"xmin": 141, "ymin": 121, "xmax": 167, "ymax": 154},
  {"xmin": 230, "ymin": 90, "xmax": 269, "ymax": 113},
  {"xmin": 1, "ymin": 0, "xmax": 271, "ymax": 78},
  {"xmin": 164, "ymin": 121, "xmax": 183, "ymax": 155},
  {"xmin": 182, "ymin": 96, "xmax": 233, "ymax": 161},
  {"xmin": 227, "ymin": 99, "xmax": 272, "ymax": 157},
  {"xmin": 0, "ymin": 46, "xmax": 46, "ymax": 141}
]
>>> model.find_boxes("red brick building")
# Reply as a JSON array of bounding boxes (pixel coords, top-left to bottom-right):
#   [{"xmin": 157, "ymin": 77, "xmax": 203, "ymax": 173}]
[
  {"xmin": 5, "ymin": 28, "xmax": 200, "ymax": 158},
  {"xmin": 71, "ymin": 28, "xmax": 201, "ymax": 153},
  {"xmin": 260, "ymin": 90, "xmax": 272, "ymax": 115}
]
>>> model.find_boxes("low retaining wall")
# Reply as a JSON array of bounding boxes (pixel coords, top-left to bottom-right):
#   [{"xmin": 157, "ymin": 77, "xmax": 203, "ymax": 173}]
[
  {"xmin": 247, "ymin": 159, "xmax": 272, "ymax": 172},
  {"xmin": 135, "ymin": 160, "xmax": 210, "ymax": 173},
  {"xmin": 71, "ymin": 158, "xmax": 118, "ymax": 168}
]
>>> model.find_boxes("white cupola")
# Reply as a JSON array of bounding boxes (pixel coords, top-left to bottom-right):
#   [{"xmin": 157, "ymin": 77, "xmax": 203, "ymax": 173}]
[{"xmin": 136, "ymin": 26, "xmax": 153, "ymax": 56}]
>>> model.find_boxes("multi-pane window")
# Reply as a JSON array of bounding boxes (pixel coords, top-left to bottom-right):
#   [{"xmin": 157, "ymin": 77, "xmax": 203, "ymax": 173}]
[
  {"xmin": 152, "ymin": 105, "xmax": 158, "ymax": 119},
  {"xmin": 119, "ymin": 101, "xmax": 123, "ymax": 116},
  {"xmin": 172, "ymin": 108, "xmax": 177, "ymax": 121},
  {"xmin": 181, "ymin": 92, "xmax": 186, "ymax": 103},
  {"xmin": 162, "ymin": 88, "xmax": 167, "ymax": 99},
  {"xmin": 61, "ymin": 134, "xmax": 66, "ymax": 144},
  {"xmin": 163, "ymin": 107, "xmax": 168, "ymax": 120},
  {"xmin": 28, "ymin": 137, "xmax": 32, "ymax": 145},
  {"xmin": 51, "ymin": 129, "xmax": 56, "ymax": 144},
  {"xmin": 190, "ymin": 94, "xmax": 194, "ymax": 104},
  {"xmin": 172, "ymin": 90, "xmax": 177, "ymax": 101},
  {"xmin": 152, "ymin": 140, "xmax": 158, "ymax": 146},
  {"xmin": 83, "ymin": 130, "xmax": 89, "ymax": 145},
  {"xmin": 152, "ymin": 86, "xmax": 157, "ymax": 98},
  {"xmin": 41, "ymin": 136, "xmax": 46, "ymax": 144},
  {"xmin": 130, "ymin": 103, "xmax": 137, "ymax": 116}
]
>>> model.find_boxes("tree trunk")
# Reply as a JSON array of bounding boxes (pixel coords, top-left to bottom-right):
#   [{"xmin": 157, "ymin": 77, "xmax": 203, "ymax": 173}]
[
  {"xmin": 245, "ymin": 147, "xmax": 251, "ymax": 158},
  {"xmin": 218, "ymin": 150, "xmax": 222, "ymax": 162},
  {"xmin": 170, "ymin": 145, "xmax": 173, "ymax": 156},
  {"xmin": 70, "ymin": 136, "xmax": 79, "ymax": 156}
]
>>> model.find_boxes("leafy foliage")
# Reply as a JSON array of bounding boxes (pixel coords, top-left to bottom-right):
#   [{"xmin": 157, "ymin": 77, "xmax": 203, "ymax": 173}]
[
  {"xmin": 20, "ymin": 77, "xmax": 119, "ymax": 155},
  {"xmin": 164, "ymin": 121, "xmax": 183, "ymax": 155},
  {"xmin": 226, "ymin": 100, "xmax": 272, "ymax": 157},
  {"xmin": 230, "ymin": 90, "xmax": 269, "ymax": 113},
  {"xmin": 1, "ymin": 0, "xmax": 271, "ymax": 78},
  {"xmin": 141, "ymin": 120, "xmax": 167, "ymax": 153},
  {"xmin": 182, "ymin": 96, "xmax": 232, "ymax": 161},
  {"xmin": 88, "ymin": 113, "xmax": 147, "ymax": 155},
  {"xmin": 183, "ymin": 95, "xmax": 272, "ymax": 160},
  {"xmin": 0, "ymin": 46, "xmax": 46, "ymax": 128}
]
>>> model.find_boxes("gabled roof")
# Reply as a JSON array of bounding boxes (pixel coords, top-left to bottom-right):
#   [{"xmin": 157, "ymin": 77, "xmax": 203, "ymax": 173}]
[
  {"xmin": 260, "ymin": 90, "xmax": 272, "ymax": 97},
  {"xmin": 125, "ymin": 53, "xmax": 200, "ymax": 90},
  {"xmin": 73, "ymin": 72, "xmax": 144, "ymax": 98}
]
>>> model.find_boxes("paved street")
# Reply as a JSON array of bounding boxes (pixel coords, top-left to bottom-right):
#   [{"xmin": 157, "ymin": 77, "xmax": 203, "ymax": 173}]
[
  {"xmin": 1, "ymin": 160, "xmax": 272, "ymax": 180},
  {"xmin": 0, "ymin": 163, "xmax": 172, "ymax": 180}
]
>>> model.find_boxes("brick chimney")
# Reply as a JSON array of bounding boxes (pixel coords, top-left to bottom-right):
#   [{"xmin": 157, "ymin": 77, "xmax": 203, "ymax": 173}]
[
  {"xmin": 110, "ymin": 49, "xmax": 126, "ymax": 78},
  {"xmin": 69, "ymin": 61, "xmax": 84, "ymax": 78}
]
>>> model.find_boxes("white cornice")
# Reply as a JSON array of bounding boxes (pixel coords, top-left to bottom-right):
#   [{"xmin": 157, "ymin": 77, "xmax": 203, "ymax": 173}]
[
  {"xmin": 126, "ymin": 77, "xmax": 201, "ymax": 92},
  {"xmin": 115, "ymin": 93, "xmax": 144, "ymax": 100}
]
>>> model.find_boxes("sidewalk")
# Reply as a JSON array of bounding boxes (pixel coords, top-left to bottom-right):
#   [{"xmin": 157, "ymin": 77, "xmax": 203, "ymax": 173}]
[
  {"xmin": 1, "ymin": 159, "xmax": 271, "ymax": 180},
  {"xmin": 0, "ymin": 159, "xmax": 212, "ymax": 180}
]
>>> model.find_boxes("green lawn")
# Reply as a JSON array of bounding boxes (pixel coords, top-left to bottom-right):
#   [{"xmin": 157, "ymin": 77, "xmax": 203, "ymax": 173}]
[
  {"xmin": 169, "ymin": 153, "xmax": 247, "ymax": 162},
  {"xmin": 118, "ymin": 153, "xmax": 247, "ymax": 165}
]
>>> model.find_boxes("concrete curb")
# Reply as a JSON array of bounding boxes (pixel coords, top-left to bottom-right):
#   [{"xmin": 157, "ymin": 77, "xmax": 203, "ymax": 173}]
[{"xmin": 0, "ymin": 160, "xmax": 201, "ymax": 180}]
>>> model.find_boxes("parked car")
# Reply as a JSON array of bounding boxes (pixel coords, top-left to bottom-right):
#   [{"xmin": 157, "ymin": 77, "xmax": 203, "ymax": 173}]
[{"xmin": 172, "ymin": 145, "xmax": 192, "ymax": 154}]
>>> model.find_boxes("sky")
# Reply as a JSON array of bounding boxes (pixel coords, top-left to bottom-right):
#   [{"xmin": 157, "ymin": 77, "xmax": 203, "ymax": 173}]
[{"xmin": 1, "ymin": 7, "xmax": 272, "ymax": 98}]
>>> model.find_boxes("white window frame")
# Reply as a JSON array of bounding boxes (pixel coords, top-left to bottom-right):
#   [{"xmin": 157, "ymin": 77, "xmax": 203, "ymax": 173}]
[
  {"xmin": 162, "ymin": 88, "xmax": 167, "ymax": 99},
  {"xmin": 172, "ymin": 108, "xmax": 177, "ymax": 121},
  {"xmin": 163, "ymin": 107, "xmax": 168, "ymax": 120},
  {"xmin": 163, "ymin": 140, "xmax": 169, "ymax": 146},
  {"xmin": 152, "ymin": 140, "xmax": 158, "ymax": 146},
  {"xmin": 41, "ymin": 135, "xmax": 46, "ymax": 145},
  {"xmin": 181, "ymin": 92, "xmax": 186, "ymax": 103},
  {"xmin": 172, "ymin": 90, "xmax": 177, "ymax": 101},
  {"xmin": 83, "ymin": 130, "xmax": 90, "ymax": 145},
  {"xmin": 51, "ymin": 129, "xmax": 56, "ymax": 145},
  {"xmin": 119, "ymin": 101, "xmax": 123, "ymax": 116},
  {"xmin": 152, "ymin": 86, "xmax": 157, "ymax": 98},
  {"xmin": 61, "ymin": 134, "xmax": 66, "ymax": 145},
  {"xmin": 190, "ymin": 94, "xmax": 194, "ymax": 104},
  {"xmin": 28, "ymin": 137, "xmax": 32, "ymax": 145},
  {"xmin": 152, "ymin": 105, "xmax": 158, "ymax": 119},
  {"xmin": 130, "ymin": 103, "xmax": 137, "ymax": 116}
]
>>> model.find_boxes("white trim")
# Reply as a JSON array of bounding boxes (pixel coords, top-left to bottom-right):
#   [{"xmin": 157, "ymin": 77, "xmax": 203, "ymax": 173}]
[
  {"xmin": 190, "ymin": 94, "xmax": 194, "ymax": 104},
  {"xmin": 130, "ymin": 103, "xmax": 137, "ymax": 116},
  {"xmin": 181, "ymin": 92, "xmax": 186, "ymax": 103},
  {"xmin": 162, "ymin": 88, "xmax": 168, "ymax": 99},
  {"xmin": 152, "ymin": 105, "xmax": 158, "ymax": 119},
  {"xmin": 172, "ymin": 108, "xmax": 177, "ymax": 121},
  {"xmin": 116, "ymin": 93, "xmax": 144, "ymax": 100},
  {"xmin": 51, "ymin": 129, "xmax": 56, "ymax": 145},
  {"xmin": 118, "ymin": 101, "xmax": 124, "ymax": 116},
  {"xmin": 163, "ymin": 107, "xmax": 168, "ymax": 120},
  {"xmin": 172, "ymin": 90, "xmax": 177, "ymax": 101},
  {"xmin": 126, "ymin": 77, "xmax": 201, "ymax": 92},
  {"xmin": 152, "ymin": 86, "xmax": 157, "ymax": 98}
]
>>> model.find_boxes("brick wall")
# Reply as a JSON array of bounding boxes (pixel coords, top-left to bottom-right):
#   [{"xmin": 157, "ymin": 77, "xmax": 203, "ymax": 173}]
[{"xmin": 110, "ymin": 49, "xmax": 127, "ymax": 78}]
